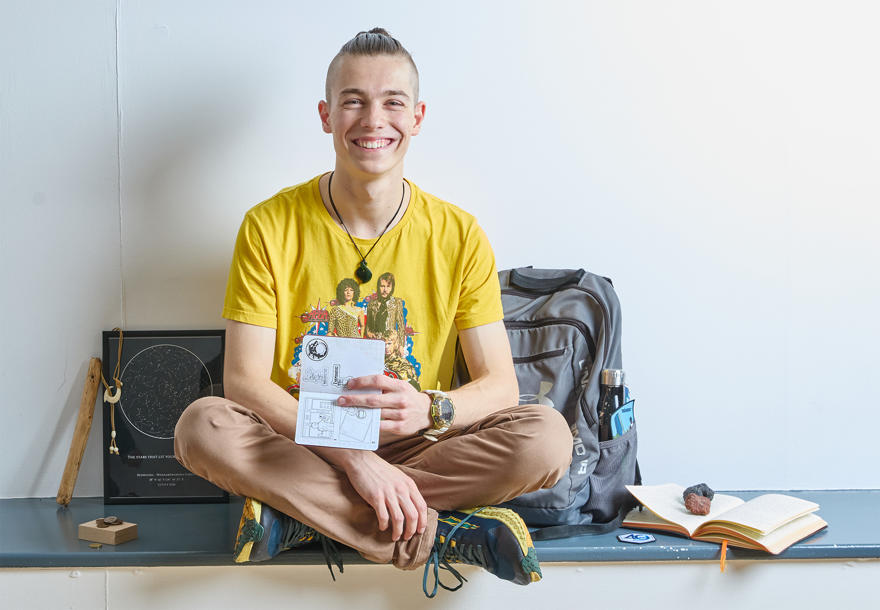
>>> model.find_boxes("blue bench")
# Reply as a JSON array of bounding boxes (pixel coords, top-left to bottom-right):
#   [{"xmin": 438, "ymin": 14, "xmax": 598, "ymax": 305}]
[{"xmin": 2, "ymin": 490, "xmax": 878, "ymax": 568}]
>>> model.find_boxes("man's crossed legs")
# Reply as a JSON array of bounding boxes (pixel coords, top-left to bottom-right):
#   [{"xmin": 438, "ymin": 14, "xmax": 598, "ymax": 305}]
[{"xmin": 174, "ymin": 397, "xmax": 571, "ymax": 594}]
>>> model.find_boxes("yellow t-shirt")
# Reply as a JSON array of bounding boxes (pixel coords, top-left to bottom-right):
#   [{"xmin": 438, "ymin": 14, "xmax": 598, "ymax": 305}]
[{"xmin": 222, "ymin": 175, "xmax": 503, "ymax": 395}]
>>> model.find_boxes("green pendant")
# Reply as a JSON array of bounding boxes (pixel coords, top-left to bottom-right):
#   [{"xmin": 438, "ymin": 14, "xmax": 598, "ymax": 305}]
[{"xmin": 356, "ymin": 260, "xmax": 372, "ymax": 283}]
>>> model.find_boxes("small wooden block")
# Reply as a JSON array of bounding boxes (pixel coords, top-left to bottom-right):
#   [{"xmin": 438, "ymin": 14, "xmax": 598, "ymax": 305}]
[{"xmin": 78, "ymin": 520, "xmax": 138, "ymax": 545}]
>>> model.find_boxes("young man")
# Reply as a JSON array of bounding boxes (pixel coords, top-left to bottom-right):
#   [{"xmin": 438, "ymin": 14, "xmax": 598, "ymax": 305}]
[{"xmin": 174, "ymin": 28, "xmax": 571, "ymax": 597}]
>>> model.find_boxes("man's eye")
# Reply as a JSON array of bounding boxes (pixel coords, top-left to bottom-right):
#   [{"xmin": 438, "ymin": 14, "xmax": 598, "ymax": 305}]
[
  {"xmin": 343, "ymin": 99, "xmax": 362, "ymax": 106},
  {"xmin": 388, "ymin": 100, "xmax": 404, "ymax": 107}
]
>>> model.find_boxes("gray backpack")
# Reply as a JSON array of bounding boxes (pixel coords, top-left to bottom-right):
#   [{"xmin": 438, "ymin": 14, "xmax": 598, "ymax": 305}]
[{"xmin": 456, "ymin": 267, "xmax": 640, "ymax": 539}]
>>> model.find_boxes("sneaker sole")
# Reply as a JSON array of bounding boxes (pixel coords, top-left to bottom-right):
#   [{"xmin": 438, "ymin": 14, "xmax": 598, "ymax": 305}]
[
  {"xmin": 233, "ymin": 497, "xmax": 262, "ymax": 563},
  {"xmin": 459, "ymin": 506, "xmax": 542, "ymax": 583}
]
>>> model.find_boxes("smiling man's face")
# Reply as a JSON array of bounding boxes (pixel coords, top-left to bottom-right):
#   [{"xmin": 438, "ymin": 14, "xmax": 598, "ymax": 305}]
[{"xmin": 319, "ymin": 54, "xmax": 425, "ymax": 180}]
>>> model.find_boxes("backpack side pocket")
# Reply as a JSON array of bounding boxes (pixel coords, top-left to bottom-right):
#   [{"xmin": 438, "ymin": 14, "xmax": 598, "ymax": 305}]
[{"xmin": 582, "ymin": 423, "xmax": 638, "ymax": 523}]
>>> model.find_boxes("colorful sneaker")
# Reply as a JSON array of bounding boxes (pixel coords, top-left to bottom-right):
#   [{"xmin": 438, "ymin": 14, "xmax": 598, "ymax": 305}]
[
  {"xmin": 423, "ymin": 506, "xmax": 542, "ymax": 598},
  {"xmin": 232, "ymin": 497, "xmax": 316, "ymax": 563}
]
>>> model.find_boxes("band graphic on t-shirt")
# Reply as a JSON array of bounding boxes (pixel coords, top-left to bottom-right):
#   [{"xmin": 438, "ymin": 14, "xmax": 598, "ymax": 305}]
[{"xmin": 287, "ymin": 272, "xmax": 421, "ymax": 394}]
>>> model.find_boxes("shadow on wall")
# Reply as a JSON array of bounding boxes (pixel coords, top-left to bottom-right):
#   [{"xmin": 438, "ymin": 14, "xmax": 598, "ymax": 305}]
[{"xmin": 17, "ymin": 359, "xmax": 94, "ymax": 497}]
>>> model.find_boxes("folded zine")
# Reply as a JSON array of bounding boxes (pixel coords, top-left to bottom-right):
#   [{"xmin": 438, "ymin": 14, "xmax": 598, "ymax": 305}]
[{"xmin": 295, "ymin": 335, "xmax": 385, "ymax": 451}]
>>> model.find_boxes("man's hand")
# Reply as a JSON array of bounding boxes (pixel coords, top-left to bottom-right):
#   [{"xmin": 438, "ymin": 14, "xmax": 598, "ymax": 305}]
[
  {"xmin": 337, "ymin": 375, "xmax": 432, "ymax": 444},
  {"xmin": 340, "ymin": 450, "xmax": 428, "ymax": 541}
]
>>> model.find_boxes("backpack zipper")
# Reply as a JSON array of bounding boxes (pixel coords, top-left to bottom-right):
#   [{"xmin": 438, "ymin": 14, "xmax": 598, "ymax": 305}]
[
  {"xmin": 502, "ymin": 283, "xmax": 614, "ymax": 427},
  {"xmin": 501, "ymin": 286, "xmax": 611, "ymax": 363},
  {"xmin": 512, "ymin": 347, "xmax": 567, "ymax": 364},
  {"xmin": 503, "ymin": 319, "xmax": 596, "ymax": 363}
]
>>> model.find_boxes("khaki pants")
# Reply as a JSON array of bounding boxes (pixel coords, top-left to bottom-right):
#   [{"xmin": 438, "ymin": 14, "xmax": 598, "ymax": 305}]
[{"xmin": 174, "ymin": 397, "xmax": 571, "ymax": 570}]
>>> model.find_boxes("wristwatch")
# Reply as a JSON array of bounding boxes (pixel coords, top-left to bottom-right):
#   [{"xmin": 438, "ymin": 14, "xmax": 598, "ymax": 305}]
[{"xmin": 422, "ymin": 390, "xmax": 455, "ymax": 442}]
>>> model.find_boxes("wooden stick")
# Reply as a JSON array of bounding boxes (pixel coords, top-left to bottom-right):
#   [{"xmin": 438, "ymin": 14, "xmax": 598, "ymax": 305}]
[{"xmin": 56, "ymin": 357, "xmax": 103, "ymax": 506}]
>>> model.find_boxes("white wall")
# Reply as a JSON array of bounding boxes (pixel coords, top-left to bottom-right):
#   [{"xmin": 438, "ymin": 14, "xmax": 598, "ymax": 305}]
[
  {"xmin": 2, "ymin": 0, "xmax": 879, "ymax": 499},
  {"xmin": 1, "ymin": 0, "xmax": 120, "ymax": 497}
]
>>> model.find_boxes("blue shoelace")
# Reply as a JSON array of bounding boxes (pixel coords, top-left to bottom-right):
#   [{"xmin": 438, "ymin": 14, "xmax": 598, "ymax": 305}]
[{"xmin": 422, "ymin": 507, "xmax": 488, "ymax": 598}]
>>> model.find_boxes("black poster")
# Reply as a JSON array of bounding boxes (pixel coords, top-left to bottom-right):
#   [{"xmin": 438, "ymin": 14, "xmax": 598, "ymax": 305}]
[{"xmin": 102, "ymin": 330, "xmax": 228, "ymax": 504}]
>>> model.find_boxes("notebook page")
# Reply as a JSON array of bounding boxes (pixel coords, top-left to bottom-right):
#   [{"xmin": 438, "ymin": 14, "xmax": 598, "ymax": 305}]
[
  {"xmin": 709, "ymin": 494, "xmax": 819, "ymax": 535},
  {"xmin": 626, "ymin": 484, "xmax": 744, "ymax": 536},
  {"xmin": 698, "ymin": 512, "xmax": 827, "ymax": 554}
]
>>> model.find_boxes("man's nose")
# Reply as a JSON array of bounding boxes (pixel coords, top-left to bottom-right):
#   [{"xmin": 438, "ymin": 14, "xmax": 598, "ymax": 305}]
[{"xmin": 360, "ymin": 103, "xmax": 385, "ymax": 128}]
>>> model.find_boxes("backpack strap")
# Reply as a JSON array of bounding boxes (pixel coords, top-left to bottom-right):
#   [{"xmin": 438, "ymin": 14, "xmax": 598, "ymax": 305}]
[
  {"xmin": 529, "ymin": 502, "xmax": 631, "ymax": 540},
  {"xmin": 509, "ymin": 269, "xmax": 585, "ymax": 293},
  {"xmin": 530, "ymin": 512, "xmax": 624, "ymax": 540}
]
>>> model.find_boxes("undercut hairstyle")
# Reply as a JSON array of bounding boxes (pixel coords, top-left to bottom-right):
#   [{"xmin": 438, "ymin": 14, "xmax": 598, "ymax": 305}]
[
  {"xmin": 325, "ymin": 27, "xmax": 420, "ymax": 103},
  {"xmin": 336, "ymin": 277, "xmax": 360, "ymax": 304}
]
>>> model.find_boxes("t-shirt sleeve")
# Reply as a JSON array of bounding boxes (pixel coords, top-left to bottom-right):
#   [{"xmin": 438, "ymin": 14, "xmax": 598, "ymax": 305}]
[
  {"xmin": 222, "ymin": 213, "xmax": 278, "ymax": 328},
  {"xmin": 455, "ymin": 222, "xmax": 504, "ymax": 330}
]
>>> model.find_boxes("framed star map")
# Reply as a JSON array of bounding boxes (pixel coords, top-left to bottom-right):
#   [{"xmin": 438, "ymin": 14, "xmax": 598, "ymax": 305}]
[{"xmin": 102, "ymin": 330, "xmax": 228, "ymax": 504}]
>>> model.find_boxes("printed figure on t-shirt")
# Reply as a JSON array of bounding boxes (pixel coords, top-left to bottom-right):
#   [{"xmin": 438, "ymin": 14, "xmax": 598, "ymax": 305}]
[
  {"xmin": 365, "ymin": 272, "xmax": 405, "ymax": 341},
  {"xmin": 382, "ymin": 330, "xmax": 420, "ymax": 391},
  {"xmin": 328, "ymin": 277, "xmax": 365, "ymax": 338}
]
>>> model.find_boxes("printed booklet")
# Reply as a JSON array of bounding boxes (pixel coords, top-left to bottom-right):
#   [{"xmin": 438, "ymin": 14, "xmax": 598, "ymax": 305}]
[{"xmin": 294, "ymin": 335, "xmax": 385, "ymax": 451}]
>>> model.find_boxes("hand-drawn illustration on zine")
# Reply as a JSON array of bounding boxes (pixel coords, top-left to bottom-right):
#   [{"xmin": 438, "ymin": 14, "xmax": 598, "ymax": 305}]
[{"xmin": 295, "ymin": 335, "xmax": 384, "ymax": 450}]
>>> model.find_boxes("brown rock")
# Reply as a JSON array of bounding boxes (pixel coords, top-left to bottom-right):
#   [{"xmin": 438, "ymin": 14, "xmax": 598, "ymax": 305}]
[{"xmin": 685, "ymin": 493, "xmax": 711, "ymax": 515}]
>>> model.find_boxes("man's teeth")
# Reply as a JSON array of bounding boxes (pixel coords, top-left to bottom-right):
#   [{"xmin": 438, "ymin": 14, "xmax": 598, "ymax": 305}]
[{"xmin": 357, "ymin": 140, "xmax": 390, "ymax": 149}]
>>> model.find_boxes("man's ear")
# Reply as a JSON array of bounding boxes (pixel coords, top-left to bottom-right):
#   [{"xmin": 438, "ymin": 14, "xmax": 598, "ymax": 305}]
[
  {"xmin": 319, "ymin": 100, "xmax": 332, "ymax": 134},
  {"xmin": 411, "ymin": 101, "xmax": 427, "ymax": 136}
]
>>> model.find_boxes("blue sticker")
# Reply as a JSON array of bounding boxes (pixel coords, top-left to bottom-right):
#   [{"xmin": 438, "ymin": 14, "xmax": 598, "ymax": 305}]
[
  {"xmin": 611, "ymin": 400, "xmax": 635, "ymax": 438},
  {"xmin": 618, "ymin": 532, "xmax": 656, "ymax": 544}
]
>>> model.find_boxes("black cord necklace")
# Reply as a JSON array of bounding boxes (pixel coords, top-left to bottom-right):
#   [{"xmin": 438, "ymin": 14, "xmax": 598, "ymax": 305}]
[{"xmin": 327, "ymin": 171, "xmax": 406, "ymax": 284}]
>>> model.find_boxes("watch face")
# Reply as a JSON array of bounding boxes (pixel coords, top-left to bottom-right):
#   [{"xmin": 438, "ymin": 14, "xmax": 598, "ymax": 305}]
[{"xmin": 432, "ymin": 396, "xmax": 454, "ymax": 427}]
